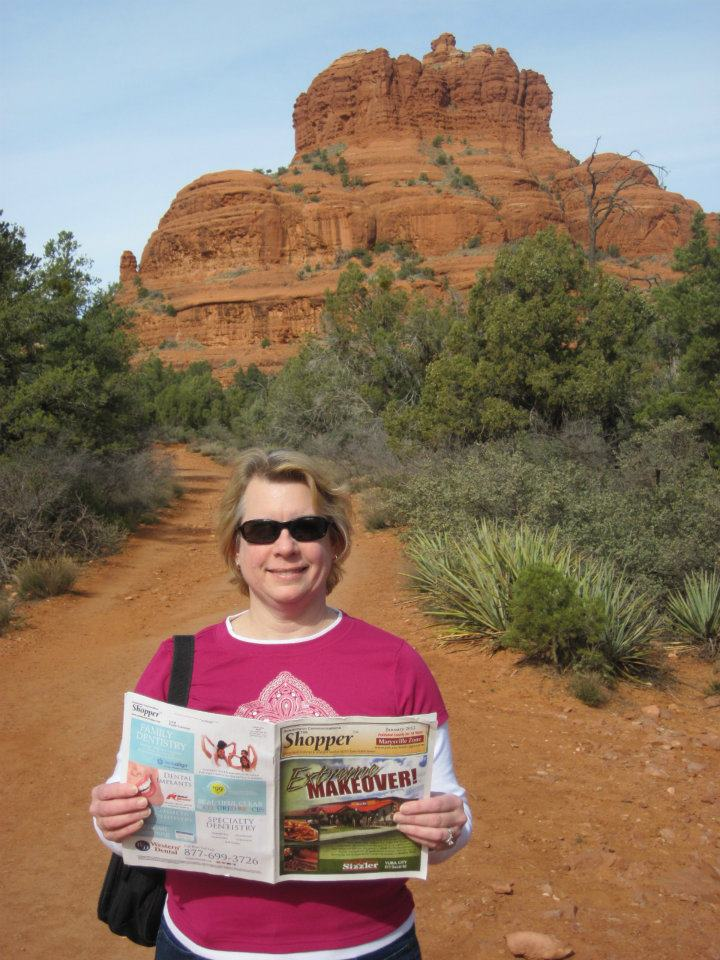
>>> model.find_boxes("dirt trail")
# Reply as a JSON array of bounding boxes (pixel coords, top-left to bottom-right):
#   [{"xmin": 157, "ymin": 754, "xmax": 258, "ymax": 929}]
[{"xmin": 1, "ymin": 446, "xmax": 718, "ymax": 959}]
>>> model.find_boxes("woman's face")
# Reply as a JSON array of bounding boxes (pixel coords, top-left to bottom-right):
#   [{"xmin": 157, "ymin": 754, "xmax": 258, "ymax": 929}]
[{"xmin": 234, "ymin": 477, "xmax": 335, "ymax": 617}]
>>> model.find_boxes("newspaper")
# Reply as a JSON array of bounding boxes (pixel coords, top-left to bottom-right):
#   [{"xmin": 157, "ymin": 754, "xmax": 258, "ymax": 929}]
[{"xmin": 119, "ymin": 692, "xmax": 436, "ymax": 882}]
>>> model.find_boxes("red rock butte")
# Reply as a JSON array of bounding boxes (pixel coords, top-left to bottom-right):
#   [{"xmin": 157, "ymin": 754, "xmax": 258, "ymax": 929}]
[{"xmin": 118, "ymin": 33, "xmax": 716, "ymax": 377}]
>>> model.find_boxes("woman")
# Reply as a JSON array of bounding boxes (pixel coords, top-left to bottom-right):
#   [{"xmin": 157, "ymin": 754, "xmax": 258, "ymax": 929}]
[{"xmin": 90, "ymin": 449, "xmax": 470, "ymax": 960}]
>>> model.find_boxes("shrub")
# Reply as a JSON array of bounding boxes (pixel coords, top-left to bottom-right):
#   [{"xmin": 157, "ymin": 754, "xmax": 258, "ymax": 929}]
[
  {"xmin": 406, "ymin": 519, "xmax": 657, "ymax": 677},
  {"xmin": 85, "ymin": 448, "xmax": 176, "ymax": 527},
  {"xmin": 302, "ymin": 147, "xmax": 348, "ymax": 177},
  {"xmin": 666, "ymin": 570, "xmax": 720, "ymax": 658},
  {"xmin": 406, "ymin": 521, "xmax": 576, "ymax": 642},
  {"xmin": 392, "ymin": 242, "xmax": 415, "ymax": 262},
  {"xmin": 134, "ymin": 283, "xmax": 163, "ymax": 303},
  {"xmin": 361, "ymin": 493, "xmax": 397, "ymax": 530},
  {"xmin": 377, "ymin": 422, "xmax": 720, "ymax": 595},
  {"xmin": 348, "ymin": 248, "xmax": 373, "ymax": 267},
  {"xmin": 432, "ymin": 134, "xmax": 444, "ymax": 148},
  {"xmin": 189, "ymin": 439, "xmax": 238, "ymax": 465},
  {"xmin": 15, "ymin": 556, "xmax": 79, "ymax": 599},
  {"xmin": 0, "ymin": 593, "xmax": 13, "ymax": 633},
  {"xmin": 397, "ymin": 262, "xmax": 435, "ymax": 281},
  {"xmin": 466, "ymin": 235, "xmax": 481, "ymax": 249},
  {"xmin": 568, "ymin": 673, "xmax": 608, "ymax": 707},
  {"xmin": 0, "ymin": 446, "xmax": 175, "ymax": 581},
  {"xmin": 502, "ymin": 563, "xmax": 606, "ymax": 669},
  {"xmin": 450, "ymin": 171, "xmax": 477, "ymax": 192}
]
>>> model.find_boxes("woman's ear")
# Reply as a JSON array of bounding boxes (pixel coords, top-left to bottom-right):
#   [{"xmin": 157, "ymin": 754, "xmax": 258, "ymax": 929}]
[{"xmin": 332, "ymin": 530, "xmax": 347, "ymax": 561}]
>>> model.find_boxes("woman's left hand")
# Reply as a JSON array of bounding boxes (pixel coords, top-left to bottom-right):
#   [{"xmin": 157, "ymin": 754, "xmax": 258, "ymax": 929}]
[{"xmin": 393, "ymin": 793, "xmax": 467, "ymax": 851}]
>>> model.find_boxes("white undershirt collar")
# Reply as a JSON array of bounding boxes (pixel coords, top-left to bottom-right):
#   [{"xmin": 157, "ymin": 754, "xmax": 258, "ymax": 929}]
[{"xmin": 225, "ymin": 609, "xmax": 342, "ymax": 644}]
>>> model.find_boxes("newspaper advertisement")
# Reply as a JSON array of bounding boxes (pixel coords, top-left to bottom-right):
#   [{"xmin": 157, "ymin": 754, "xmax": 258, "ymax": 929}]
[{"xmin": 119, "ymin": 692, "xmax": 436, "ymax": 883}]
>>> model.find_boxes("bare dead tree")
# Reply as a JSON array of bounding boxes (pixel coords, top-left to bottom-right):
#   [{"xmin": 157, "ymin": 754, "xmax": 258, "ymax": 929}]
[{"xmin": 569, "ymin": 137, "xmax": 668, "ymax": 268}]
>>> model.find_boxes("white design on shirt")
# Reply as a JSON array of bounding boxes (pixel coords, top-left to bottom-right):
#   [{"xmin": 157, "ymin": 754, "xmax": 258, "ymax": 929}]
[{"xmin": 233, "ymin": 671, "xmax": 338, "ymax": 721}]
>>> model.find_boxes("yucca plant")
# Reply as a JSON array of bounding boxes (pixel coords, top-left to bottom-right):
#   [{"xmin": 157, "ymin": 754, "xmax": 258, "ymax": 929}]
[
  {"xmin": 407, "ymin": 530, "xmax": 504, "ymax": 640},
  {"xmin": 666, "ymin": 570, "xmax": 720, "ymax": 658},
  {"xmin": 406, "ymin": 518, "xmax": 658, "ymax": 677},
  {"xmin": 406, "ymin": 520, "xmax": 577, "ymax": 641},
  {"xmin": 407, "ymin": 520, "xmax": 574, "ymax": 641},
  {"xmin": 577, "ymin": 559, "xmax": 660, "ymax": 677}
]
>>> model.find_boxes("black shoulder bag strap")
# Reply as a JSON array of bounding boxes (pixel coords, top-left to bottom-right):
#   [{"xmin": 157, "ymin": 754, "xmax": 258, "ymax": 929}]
[
  {"xmin": 97, "ymin": 634, "xmax": 195, "ymax": 947},
  {"xmin": 167, "ymin": 634, "xmax": 195, "ymax": 706}
]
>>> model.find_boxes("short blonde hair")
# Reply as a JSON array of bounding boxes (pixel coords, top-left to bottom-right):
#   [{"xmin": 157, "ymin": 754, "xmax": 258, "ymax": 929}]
[{"xmin": 217, "ymin": 448, "xmax": 353, "ymax": 595}]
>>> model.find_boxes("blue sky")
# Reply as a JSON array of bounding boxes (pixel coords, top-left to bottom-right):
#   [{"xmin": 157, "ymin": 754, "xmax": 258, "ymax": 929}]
[{"xmin": 2, "ymin": 0, "xmax": 718, "ymax": 286}]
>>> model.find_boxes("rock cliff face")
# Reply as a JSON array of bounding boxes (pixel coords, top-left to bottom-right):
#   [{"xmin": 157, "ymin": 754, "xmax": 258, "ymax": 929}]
[
  {"xmin": 293, "ymin": 34, "xmax": 557, "ymax": 158},
  {"xmin": 120, "ymin": 34, "xmax": 715, "ymax": 377},
  {"xmin": 119, "ymin": 250, "xmax": 138, "ymax": 283}
]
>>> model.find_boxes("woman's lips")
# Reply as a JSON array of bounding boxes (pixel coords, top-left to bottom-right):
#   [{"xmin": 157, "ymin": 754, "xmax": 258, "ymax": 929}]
[{"xmin": 268, "ymin": 566, "xmax": 308, "ymax": 577}]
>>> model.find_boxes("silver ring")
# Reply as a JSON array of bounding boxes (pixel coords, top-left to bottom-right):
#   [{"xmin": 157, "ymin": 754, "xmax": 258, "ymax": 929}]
[{"xmin": 444, "ymin": 828, "xmax": 456, "ymax": 847}]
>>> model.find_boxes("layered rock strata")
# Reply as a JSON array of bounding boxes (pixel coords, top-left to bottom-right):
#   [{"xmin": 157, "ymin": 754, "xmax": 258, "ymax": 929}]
[{"xmin": 120, "ymin": 34, "xmax": 714, "ymax": 375}]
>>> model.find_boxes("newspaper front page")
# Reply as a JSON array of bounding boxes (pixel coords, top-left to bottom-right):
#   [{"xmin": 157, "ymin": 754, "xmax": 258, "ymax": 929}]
[{"xmin": 119, "ymin": 692, "xmax": 436, "ymax": 883}]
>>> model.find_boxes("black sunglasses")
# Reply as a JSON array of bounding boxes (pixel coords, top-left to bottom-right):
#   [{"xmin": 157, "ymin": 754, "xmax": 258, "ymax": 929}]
[{"xmin": 236, "ymin": 515, "xmax": 333, "ymax": 545}]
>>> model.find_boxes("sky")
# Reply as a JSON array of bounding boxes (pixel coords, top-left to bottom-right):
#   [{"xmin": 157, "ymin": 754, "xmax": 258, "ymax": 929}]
[{"xmin": 2, "ymin": 0, "xmax": 719, "ymax": 287}]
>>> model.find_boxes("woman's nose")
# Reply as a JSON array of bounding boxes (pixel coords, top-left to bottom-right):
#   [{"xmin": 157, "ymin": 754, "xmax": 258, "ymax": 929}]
[{"xmin": 273, "ymin": 529, "xmax": 300, "ymax": 552}]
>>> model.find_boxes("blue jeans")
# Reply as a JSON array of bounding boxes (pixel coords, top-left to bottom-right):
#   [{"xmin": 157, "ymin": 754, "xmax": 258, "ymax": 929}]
[{"xmin": 155, "ymin": 917, "xmax": 421, "ymax": 960}]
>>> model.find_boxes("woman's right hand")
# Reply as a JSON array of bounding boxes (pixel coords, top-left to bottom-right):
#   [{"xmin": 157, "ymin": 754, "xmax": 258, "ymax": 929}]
[{"xmin": 89, "ymin": 782, "xmax": 151, "ymax": 842}]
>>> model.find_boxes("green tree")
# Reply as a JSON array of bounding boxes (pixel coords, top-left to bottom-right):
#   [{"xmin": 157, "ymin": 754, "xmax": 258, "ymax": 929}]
[
  {"xmin": 409, "ymin": 229, "xmax": 653, "ymax": 444},
  {"xmin": 0, "ymin": 218, "xmax": 42, "ymax": 390},
  {"xmin": 0, "ymin": 221, "xmax": 148, "ymax": 453},
  {"xmin": 223, "ymin": 364, "xmax": 269, "ymax": 442},
  {"xmin": 323, "ymin": 263, "xmax": 455, "ymax": 415},
  {"xmin": 137, "ymin": 359, "xmax": 225, "ymax": 430},
  {"xmin": 503, "ymin": 563, "xmax": 606, "ymax": 669},
  {"xmin": 259, "ymin": 338, "xmax": 373, "ymax": 448},
  {"xmin": 640, "ymin": 211, "xmax": 720, "ymax": 456}
]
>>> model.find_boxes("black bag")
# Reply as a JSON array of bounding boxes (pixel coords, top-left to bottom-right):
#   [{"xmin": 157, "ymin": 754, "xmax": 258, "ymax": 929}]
[{"xmin": 97, "ymin": 634, "xmax": 195, "ymax": 946}]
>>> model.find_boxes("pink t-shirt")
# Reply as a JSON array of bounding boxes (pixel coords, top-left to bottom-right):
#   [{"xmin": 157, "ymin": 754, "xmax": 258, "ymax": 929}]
[{"xmin": 135, "ymin": 613, "xmax": 447, "ymax": 954}]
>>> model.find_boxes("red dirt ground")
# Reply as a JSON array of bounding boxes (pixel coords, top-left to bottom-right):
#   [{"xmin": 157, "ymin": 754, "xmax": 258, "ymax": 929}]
[{"xmin": 1, "ymin": 446, "xmax": 718, "ymax": 959}]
